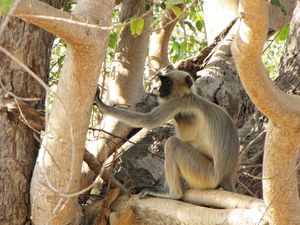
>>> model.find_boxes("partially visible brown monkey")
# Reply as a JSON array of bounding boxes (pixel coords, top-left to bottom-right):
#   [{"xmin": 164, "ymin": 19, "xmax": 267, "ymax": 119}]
[{"xmin": 95, "ymin": 70, "xmax": 239, "ymax": 199}]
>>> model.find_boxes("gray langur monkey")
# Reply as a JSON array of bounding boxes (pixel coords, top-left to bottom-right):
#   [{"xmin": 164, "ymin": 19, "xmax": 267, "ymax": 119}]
[{"xmin": 95, "ymin": 70, "xmax": 239, "ymax": 199}]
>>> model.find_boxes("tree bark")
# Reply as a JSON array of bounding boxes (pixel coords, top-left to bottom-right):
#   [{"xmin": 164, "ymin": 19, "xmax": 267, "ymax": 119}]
[
  {"xmin": 0, "ymin": 1, "xmax": 65, "ymax": 224},
  {"xmin": 232, "ymin": 0, "xmax": 300, "ymax": 223},
  {"xmin": 13, "ymin": 0, "xmax": 114, "ymax": 223}
]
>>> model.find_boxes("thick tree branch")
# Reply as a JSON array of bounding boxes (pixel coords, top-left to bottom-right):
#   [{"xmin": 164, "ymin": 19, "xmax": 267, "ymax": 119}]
[
  {"xmin": 110, "ymin": 193, "xmax": 268, "ymax": 224},
  {"xmin": 14, "ymin": 0, "xmax": 111, "ymax": 47},
  {"xmin": 13, "ymin": 0, "xmax": 116, "ymax": 223},
  {"xmin": 232, "ymin": 0, "xmax": 300, "ymax": 129},
  {"xmin": 232, "ymin": 0, "xmax": 300, "ymax": 223},
  {"xmin": 181, "ymin": 189, "xmax": 265, "ymax": 210}
]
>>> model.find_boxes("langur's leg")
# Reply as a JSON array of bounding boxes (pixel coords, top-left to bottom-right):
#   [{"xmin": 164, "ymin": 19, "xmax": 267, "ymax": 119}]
[
  {"xmin": 139, "ymin": 136, "xmax": 183, "ymax": 199},
  {"xmin": 139, "ymin": 136, "xmax": 218, "ymax": 199},
  {"xmin": 164, "ymin": 136, "xmax": 184, "ymax": 199},
  {"xmin": 165, "ymin": 136, "xmax": 219, "ymax": 193}
]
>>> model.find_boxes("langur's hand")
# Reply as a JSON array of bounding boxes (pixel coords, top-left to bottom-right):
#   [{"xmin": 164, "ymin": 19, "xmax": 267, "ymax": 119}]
[{"xmin": 94, "ymin": 86, "xmax": 109, "ymax": 114}]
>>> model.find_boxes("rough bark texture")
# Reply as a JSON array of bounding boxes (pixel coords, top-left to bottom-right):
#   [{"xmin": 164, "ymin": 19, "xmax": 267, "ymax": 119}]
[
  {"xmin": 112, "ymin": 125, "xmax": 173, "ymax": 189},
  {"xmin": 193, "ymin": 31, "xmax": 255, "ymax": 129},
  {"xmin": 0, "ymin": 1, "xmax": 65, "ymax": 224},
  {"xmin": 232, "ymin": 0, "xmax": 300, "ymax": 224},
  {"xmin": 14, "ymin": 0, "xmax": 115, "ymax": 224}
]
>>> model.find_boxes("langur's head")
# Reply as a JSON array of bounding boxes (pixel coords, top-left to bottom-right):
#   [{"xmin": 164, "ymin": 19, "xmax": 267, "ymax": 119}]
[{"xmin": 157, "ymin": 70, "xmax": 194, "ymax": 102}]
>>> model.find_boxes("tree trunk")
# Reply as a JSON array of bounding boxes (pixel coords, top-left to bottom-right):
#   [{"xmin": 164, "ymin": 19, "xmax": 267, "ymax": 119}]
[
  {"xmin": 263, "ymin": 2, "xmax": 300, "ymax": 223},
  {"xmin": 232, "ymin": 0, "xmax": 300, "ymax": 223},
  {"xmin": 14, "ymin": 0, "xmax": 115, "ymax": 223},
  {"xmin": 0, "ymin": 1, "xmax": 65, "ymax": 224}
]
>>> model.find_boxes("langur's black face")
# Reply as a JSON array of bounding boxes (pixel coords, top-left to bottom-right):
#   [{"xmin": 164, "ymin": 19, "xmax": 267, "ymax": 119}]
[
  {"xmin": 158, "ymin": 75, "xmax": 173, "ymax": 98},
  {"xmin": 158, "ymin": 71, "xmax": 193, "ymax": 99}
]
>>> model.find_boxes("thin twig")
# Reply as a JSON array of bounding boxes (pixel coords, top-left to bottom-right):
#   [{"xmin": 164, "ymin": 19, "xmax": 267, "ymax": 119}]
[
  {"xmin": 239, "ymin": 131, "xmax": 266, "ymax": 162},
  {"xmin": 242, "ymin": 157, "xmax": 298, "ymax": 180},
  {"xmin": 236, "ymin": 177, "xmax": 258, "ymax": 198},
  {"xmin": 145, "ymin": 1, "xmax": 197, "ymax": 33}
]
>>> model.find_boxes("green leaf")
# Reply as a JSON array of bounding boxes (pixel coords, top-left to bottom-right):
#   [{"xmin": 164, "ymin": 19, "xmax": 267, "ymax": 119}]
[
  {"xmin": 190, "ymin": 35, "xmax": 197, "ymax": 43},
  {"xmin": 196, "ymin": 20, "xmax": 202, "ymax": 32},
  {"xmin": 170, "ymin": 41, "xmax": 179, "ymax": 55},
  {"xmin": 180, "ymin": 40, "xmax": 187, "ymax": 53},
  {"xmin": 270, "ymin": 0, "xmax": 280, "ymax": 7},
  {"xmin": 184, "ymin": 21, "xmax": 195, "ymax": 32},
  {"xmin": 136, "ymin": 18, "xmax": 144, "ymax": 35},
  {"xmin": 108, "ymin": 51, "xmax": 114, "ymax": 58},
  {"xmin": 169, "ymin": 5, "xmax": 182, "ymax": 17},
  {"xmin": 277, "ymin": 24, "xmax": 289, "ymax": 41},
  {"xmin": 130, "ymin": 16, "xmax": 144, "ymax": 35},
  {"xmin": 173, "ymin": 54, "xmax": 179, "ymax": 64},
  {"xmin": 0, "ymin": 0, "xmax": 14, "ymax": 12},
  {"xmin": 160, "ymin": 2, "xmax": 166, "ymax": 10},
  {"xmin": 279, "ymin": 5, "xmax": 287, "ymax": 15},
  {"xmin": 109, "ymin": 32, "xmax": 118, "ymax": 49},
  {"xmin": 145, "ymin": 3, "xmax": 151, "ymax": 11}
]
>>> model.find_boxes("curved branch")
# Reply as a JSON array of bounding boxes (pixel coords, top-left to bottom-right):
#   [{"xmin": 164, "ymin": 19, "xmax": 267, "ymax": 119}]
[
  {"xmin": 232, "ymin": 0, "xmax": 300, "ymax": 129},
  {"xmin": 14, "ymin": 0, "xmax": 111, "ymax": 47}
]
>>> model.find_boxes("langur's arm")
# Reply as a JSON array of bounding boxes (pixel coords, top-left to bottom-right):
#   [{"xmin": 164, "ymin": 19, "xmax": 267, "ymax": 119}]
[{"xmin": 94, "ymin": 87, "xmax": 177, "ymax": 129}]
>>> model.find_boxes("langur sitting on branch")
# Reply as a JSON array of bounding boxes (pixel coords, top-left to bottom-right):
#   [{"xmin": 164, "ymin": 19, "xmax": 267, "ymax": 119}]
[{"xmin": 95, "ymin": 70, "xmax": 239, "ymax": 199}]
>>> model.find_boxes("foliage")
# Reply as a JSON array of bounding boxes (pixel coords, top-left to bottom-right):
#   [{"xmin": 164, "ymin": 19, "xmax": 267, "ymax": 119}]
[
  {"xmin": 168, "ymin": 2, "xmax": 206, "ymax": 64},
  {"xmin": 0, "ymin": 0, "xmax": 14, "ymax": 16},
  {"xmin": 262, "ymin": 24, "xmax": 289, "ymax": 79}
]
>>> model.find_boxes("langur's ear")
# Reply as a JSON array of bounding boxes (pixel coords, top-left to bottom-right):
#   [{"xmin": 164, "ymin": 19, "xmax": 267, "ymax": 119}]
[{"xmin": 185, "ymin": 75, "xmax": 193, "ymax": 89}]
